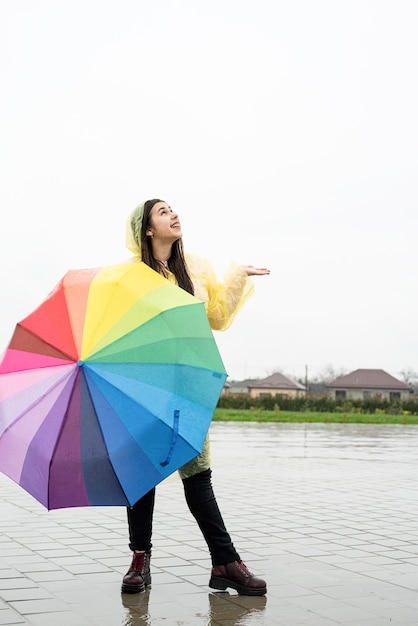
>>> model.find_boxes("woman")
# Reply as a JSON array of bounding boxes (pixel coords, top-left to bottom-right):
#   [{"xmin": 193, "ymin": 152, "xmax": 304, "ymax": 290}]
[{"xmin": 122, "ymin": 199, "xmax": 270, "ymax": 596}]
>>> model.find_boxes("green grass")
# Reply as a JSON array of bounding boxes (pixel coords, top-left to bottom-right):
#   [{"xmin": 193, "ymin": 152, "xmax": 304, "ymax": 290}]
[{"xmin": 213, "ymin": 408, "xmax": 418, "ymax": 424}]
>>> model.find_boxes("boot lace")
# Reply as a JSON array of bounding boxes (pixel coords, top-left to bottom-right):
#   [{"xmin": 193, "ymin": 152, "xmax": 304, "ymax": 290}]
[
  {"xmin": 236, "ymin": 560, "xmax": 252, "ymax": 577},
  {"xmin": 131, "ymin": 551, "xmax": 146, "ymax": 572}
]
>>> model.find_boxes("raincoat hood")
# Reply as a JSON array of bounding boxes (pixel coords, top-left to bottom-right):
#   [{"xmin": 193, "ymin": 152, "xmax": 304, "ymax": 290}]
[{"xmin": 126, "ymin": 202, "xmax": 145, "ymax": 257}]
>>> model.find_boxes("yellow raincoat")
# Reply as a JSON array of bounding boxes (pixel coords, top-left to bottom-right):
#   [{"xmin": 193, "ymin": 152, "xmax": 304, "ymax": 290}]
[{"xmin": 185, "ymin": 253, "xmax": 254, "ymax": 332}]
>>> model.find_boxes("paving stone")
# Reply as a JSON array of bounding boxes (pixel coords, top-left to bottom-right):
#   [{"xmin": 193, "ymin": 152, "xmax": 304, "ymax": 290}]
[{"xmin": 2, "ymin": 423, "xmax": 418, "ymax": 625}]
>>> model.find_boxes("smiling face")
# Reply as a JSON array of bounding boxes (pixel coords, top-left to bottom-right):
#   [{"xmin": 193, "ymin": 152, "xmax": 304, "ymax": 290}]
[{"xmin": 146, "ymin": 201, "xmax": 183, "ymax": 244}]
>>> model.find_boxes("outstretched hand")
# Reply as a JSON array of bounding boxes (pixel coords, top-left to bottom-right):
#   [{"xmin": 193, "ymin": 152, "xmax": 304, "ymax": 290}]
[{"xmin": 241, "ymin": 265, "xmax": 271, "ymax": 276}]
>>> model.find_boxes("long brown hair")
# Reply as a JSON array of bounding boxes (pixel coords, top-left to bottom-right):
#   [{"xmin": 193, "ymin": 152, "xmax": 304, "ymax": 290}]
[{"xmin": 140, "ymin": 199, "xmax": 194, "ymax": 295}]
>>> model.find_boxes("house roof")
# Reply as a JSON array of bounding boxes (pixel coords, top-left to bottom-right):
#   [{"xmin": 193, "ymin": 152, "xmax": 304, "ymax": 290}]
[
  {"xmin": 327, "ymin": 369, "xmax": 411, "ymax": 391},
  {"xmin": 227, "ymin": 378, "xmax": 254, "ymax": 388},
  {"xmin": 247, "ymin": 372, "xmax": 305, "ymax": 391}
]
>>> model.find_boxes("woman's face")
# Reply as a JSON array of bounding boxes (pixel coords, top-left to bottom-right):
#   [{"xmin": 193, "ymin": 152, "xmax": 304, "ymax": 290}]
[{"xmin": 146, "ymin": 201, "xmax": 183, "ymax": 244}]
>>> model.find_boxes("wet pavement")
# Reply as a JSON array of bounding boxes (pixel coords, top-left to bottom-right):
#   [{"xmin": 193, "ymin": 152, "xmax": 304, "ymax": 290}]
[{"xmin": 2, "ymin": 421, "xmax": 418, "ymax": 625}]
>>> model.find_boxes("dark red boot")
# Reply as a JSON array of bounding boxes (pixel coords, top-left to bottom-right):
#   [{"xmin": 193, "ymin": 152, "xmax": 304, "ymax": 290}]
[
  {"xmin": 121, "ymin": 551, "xmax": 151, "ymax": 594},
  {"xmin": 209, "ymin": 560, "xmax": 267, "ymax": 596}
]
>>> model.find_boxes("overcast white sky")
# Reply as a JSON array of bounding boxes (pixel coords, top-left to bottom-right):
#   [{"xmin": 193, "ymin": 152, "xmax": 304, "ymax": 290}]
[{"xmin": 2, "ymin": 0, "xmax": 418, "ymax": 383}]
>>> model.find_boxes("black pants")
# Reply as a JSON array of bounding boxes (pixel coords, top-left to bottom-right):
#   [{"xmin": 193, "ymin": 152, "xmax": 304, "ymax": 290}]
[{"xmin": 127, "ymin": 468, "xmax": 240, "ymax": 566}]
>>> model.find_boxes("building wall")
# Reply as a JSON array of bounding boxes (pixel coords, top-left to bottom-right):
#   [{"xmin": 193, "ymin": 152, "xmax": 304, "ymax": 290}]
[
  {"xmin": 248, "ymin": 388, "xmax": 305, "ymax": 399},
  {"xmin": 329, "ymin": 389, "xmax": 410, "ymax": 401}
]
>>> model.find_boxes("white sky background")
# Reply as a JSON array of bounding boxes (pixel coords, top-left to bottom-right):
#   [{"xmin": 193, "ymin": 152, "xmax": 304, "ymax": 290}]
[{"xmin": 1, "ymin": 0, "xmax": 418, "ymax": 383}]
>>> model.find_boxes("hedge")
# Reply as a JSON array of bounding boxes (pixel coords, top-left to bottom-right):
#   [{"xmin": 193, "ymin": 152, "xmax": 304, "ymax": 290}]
[{"xmin": 217, "ymin": 393, "xmax": 418, "ymax": 415}]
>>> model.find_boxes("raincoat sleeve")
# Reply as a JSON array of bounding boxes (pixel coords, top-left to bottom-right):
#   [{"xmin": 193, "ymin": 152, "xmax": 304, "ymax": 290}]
[{"xmin": 186, "ymin": 253, "xmax": 254, "ymax": 331}]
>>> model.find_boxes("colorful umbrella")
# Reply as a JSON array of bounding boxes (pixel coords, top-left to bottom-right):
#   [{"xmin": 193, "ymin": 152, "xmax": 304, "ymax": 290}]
[{"xmin": 0, "ymin": 261, "xmax": 227, "ymax": 510}]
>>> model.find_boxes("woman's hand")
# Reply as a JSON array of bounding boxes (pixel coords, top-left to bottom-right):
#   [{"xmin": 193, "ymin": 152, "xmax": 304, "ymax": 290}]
[{"xmin": 241, "ymin": 265, "xmax": 271, "ymax": 276}]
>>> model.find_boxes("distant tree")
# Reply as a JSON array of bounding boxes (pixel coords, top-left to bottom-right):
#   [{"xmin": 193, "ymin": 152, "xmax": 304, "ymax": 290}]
[
  {"xmin": 313, "ymin": 364, "xmax": 348, "ymax": 384},
  {"xmin": 399, "ymin": 367, "xmax": 418, "ymax": 387}
]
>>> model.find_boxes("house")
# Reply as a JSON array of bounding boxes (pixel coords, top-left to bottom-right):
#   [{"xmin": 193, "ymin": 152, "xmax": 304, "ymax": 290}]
[
  {"xmin": 326, "ymin": 369, "xmax": 413, "ymax": 401},
  {"xmin": 226, "ymin": 372, "xmax": 306, "ymax": 398},
  {"xmin": 223, "ymin": 378, "xmax": 254, "ymax": 395}
]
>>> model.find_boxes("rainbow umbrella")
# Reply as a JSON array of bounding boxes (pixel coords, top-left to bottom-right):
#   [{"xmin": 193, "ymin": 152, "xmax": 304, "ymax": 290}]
[{"xmin": 0, "ymin": 261, "xmax": 227, "ymax": 510}]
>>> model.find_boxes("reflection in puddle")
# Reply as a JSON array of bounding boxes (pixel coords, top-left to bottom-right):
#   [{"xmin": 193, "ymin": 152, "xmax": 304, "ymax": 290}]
[
  {"xmin": 207, "ymin": 592, "xmax": 267, "ymax": 625},
  {"xmin": 121, "ymin": 590, "xmax": 150, "ymax": 626},
  {"xmin": 121, "ymin": 590, "xmax": 267, "ymax": 626}
]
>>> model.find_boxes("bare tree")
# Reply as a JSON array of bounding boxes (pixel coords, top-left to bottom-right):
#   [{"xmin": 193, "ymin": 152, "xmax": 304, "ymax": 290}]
[
  {"xmin": 313, "ymin": 364, "xmax": 348, "ymax": 384},
  {"xmin": 399, "ymin": 367, "xmax": 418, "ymax": 387}
]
